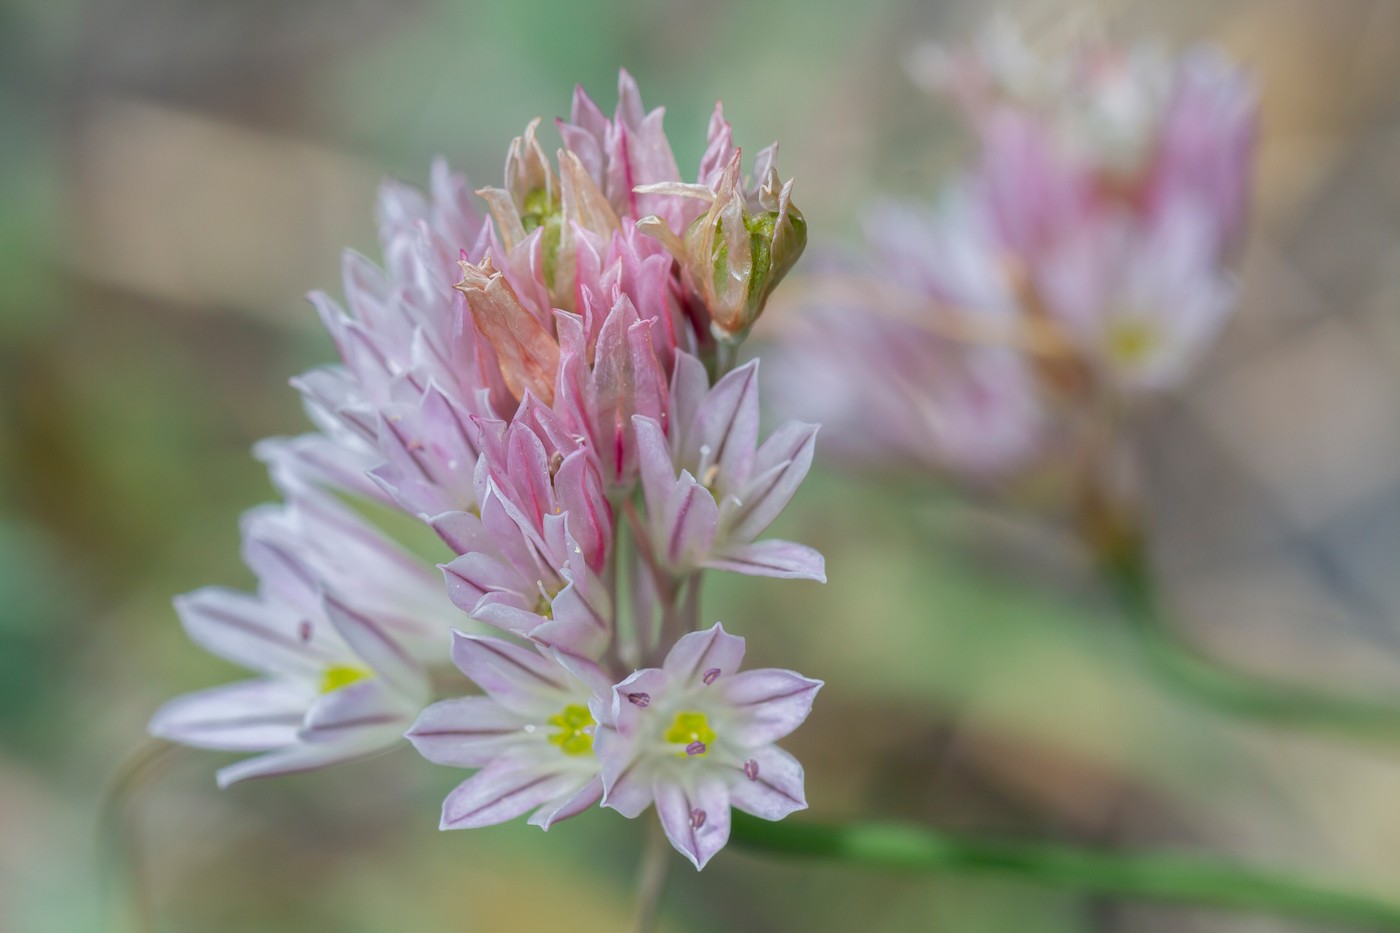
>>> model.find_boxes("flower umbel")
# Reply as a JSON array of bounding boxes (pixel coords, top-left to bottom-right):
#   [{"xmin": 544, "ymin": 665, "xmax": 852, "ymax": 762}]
[
  {"xmin": 773, "ymin": 22, "xmax": 1256, "ymax": 485},
  {"xmin": 150, "ymin": 71, "xmax": 822, "ymax": 874}
]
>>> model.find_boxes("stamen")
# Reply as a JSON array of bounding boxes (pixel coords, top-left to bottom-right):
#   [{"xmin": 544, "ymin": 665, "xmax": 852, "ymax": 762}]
[
  {"xmin": 702, "ymin": 668, "xmax": 721, "ymax": 685},
  {"xmin": 627, "ymin": 692, "xmax": 651, "ymax": 708},
  {"xmin": 690, "ymin": 808, "xmax": 706, "ymax": 829},
  {"xmin": 533, "ymin": 580, "xmax": 556, "ymax": 620},
  {"xmin": 743, "ymin": 758, "xmax": 760, "ymax": 781},
  {"xmin": 686, "ymin": 741, "xmax": 707, "ymax": 757},
  {"xmin": 696, "ymin": 444, "xmax": 716, "ymax": 487},
  {"xmin": 298, "ymin": 621, "xmax": 313, "ymax": 642}
]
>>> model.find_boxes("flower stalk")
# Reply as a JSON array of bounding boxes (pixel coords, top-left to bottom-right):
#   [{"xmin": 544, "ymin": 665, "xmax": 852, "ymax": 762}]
[
  {"xmin": 729, "ymin": 814, "xmax": 1400, "ymax": 930},
  {"xmin": 630, "ymin": 815, "xmax": 675, "ymax": 933},
  {"xmin": 1100, "ymin": 536, "xmax": 1400, "ymax": 744}
]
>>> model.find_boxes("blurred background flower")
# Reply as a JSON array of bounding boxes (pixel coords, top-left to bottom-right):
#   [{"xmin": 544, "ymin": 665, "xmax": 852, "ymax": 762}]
[{"xmin": 4, "ymin": 0, "xmax": 1400, "ymax": 930}]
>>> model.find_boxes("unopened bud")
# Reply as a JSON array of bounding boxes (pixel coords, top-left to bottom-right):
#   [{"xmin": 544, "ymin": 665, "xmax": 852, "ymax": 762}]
[
  {"xmin": 638, "ymin": 151, "xmax": 807, "ymax": 344},
  {"xmin": 454, "ymin": 256, "xmax": 559, "ymax": 405}
]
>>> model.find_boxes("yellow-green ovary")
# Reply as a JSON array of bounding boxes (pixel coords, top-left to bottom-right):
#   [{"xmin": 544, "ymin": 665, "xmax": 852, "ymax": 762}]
[
  {"xmin": 664, "ymin": 711, "xmax": 716, "ymax": 757},
  {"xmin": 548, "ymin": 704, "xmax": 596, "ymax": 756}
]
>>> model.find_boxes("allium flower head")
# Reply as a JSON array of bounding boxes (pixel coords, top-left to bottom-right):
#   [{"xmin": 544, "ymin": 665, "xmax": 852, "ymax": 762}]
[
  {"xmin": 772, "ymin": 23, "xmax": 1257, "ymax": 484},
  {"xmin": 152, "ymin": 72, "xmax": 821, "ymax": 871}
]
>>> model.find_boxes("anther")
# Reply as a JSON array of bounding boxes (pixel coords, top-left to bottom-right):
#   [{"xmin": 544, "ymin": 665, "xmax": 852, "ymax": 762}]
[
  {"xmin": 702, "ymin": 668, "xmax": 721, "ymax": 685},
  {"xmin": 743, "ymin": 759, "xmax": 760, "ymax": 781},
  {"xmin": 690, "ymin": 808, "xmax": 706, "ymax": 829},
  {"xmin": 298, "ymin": 621, "xmax": 313, "ymax": 642},
  {"xmin": 627, "ymin": 692, "xmax": 651, "ymax": 708},
  {"xmin": 686, "ymin": 741, "xmax": 707, "ymax": 756}
]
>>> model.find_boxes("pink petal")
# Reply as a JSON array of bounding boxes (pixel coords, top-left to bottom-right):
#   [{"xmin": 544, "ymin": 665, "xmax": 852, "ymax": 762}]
[
  {"xmin": 554, "ymin": 450, "xmax": 612, "ymax": 571},
  {"xmin": 726, "ymin": 421, "xmax": 818, "ymax": 542},
  {"xmin": 216, "ymin": 740, "xmax": 381, "ymax": 789},
  {"xmin": 148, "ymin": 679, "xmax": 311, "ymax": 751},
  {"xmin": 439, "ymin": 755, "xmax": 584, "ymax": 830},
  {"xmin": 664, "ymin": 474, "xmax": 719, "ymax": 568},
  {"xmin": 528, "ymin": 774, "xmax": 604, "ymax": 830},
  {"xmin": 728, "ymin": 745, "xmax": 808, "ymax": 821},
  {"xmin": 321, "ymin": 592, "xmax": 425, "ymax": 698},
  {"xmin": 407, "ymin": 696, "xmax": 528, "ymax": 768},
  {"xmin": 720, "ymin": 668, "xmax": 823, "ymax": 745},
  {"xmin": 662, "ymin": 623, "xmax": 745, "ymax": 688},
  {"xmin": 439, "ymin": 551, "xmax": 522, "ymax": 613},
  {"xmin": 532, "ymin": 579, "xmax": 610, "ymax": 659},
  {"xmin": 428, "ymin": 510, "xmax": 494, "ymax": 556},
  {"xmin": 633, "ymin": 415, "xmax": 675, "ymax": 533},
  {"xmin": 655, "ymin": 778, "xmax": 731, "ymax": 870},
  {"xmin": 450, "ymin": 633, "xmax": 568, "ymax": 717},
  {"xmin": 174, "ymin": 587, "xmax": 325, "ymax": 679},
  {"xmin": 705, "ymin": 540, "xmax": 826, "ymax": 582},
  {"xmin": 299, "ymin": 678, "xmax": 412, "ymax": 745},
  {"xmin": 682, "ymin": 360, "xmax": 759, "ymax": 485}
]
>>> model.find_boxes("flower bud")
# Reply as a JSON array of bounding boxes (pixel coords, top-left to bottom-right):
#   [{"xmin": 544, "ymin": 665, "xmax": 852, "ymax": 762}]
[
  {"xmin": 454, "ymin": 255, "xmax": 559, "ymax": 405},
  {"xmin": 477, "ymin": 118, "xmax": 558, "ymax": 253},
  {"xmin": 638, "ymin": 150, "xmax": 806, "ymax": 344}
]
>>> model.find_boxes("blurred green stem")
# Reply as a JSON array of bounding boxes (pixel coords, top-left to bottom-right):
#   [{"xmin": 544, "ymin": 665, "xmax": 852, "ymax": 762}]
[
  {"xmin": 101, "ymin": 738, "xmax": 183, "ymax": 933},
  {"xmin": 1103, "ymin": 540, "xmax": 1400, "ymax": 742},
  {"xmin": 729, "ymin": 813, "xmax": 1400, "ymax": 929},
  {"xmin": 631, "ymin": 816, "xmax": 674, "ymax": 933}
]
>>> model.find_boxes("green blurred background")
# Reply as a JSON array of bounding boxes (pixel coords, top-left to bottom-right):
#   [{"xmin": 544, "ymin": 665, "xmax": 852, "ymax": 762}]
[{"xmin": 4, "ymin": 0, "xmax": 1400, "ymax": 930}]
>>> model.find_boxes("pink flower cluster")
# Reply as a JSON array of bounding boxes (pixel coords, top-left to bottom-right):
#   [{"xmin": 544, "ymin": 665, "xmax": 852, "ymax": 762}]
[
  {"xmin": 150, "ymin": 73, "xmax": 820, "ymax": 869},
  {"xmin": 773, "ymin": 24, "xmax": 1257, "ymax": 479}
]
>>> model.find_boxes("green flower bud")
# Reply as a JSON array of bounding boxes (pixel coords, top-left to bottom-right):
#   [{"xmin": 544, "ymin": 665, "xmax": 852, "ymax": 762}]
[{"xmin": 638, "ymin": 151, "xmax": 806, "ymax": 344}]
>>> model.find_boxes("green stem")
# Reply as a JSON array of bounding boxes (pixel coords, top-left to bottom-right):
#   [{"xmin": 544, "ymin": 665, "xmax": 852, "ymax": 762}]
[
  {"xmin": 1103, "ymin": 544, "xmax": 1400, "ymax": 742},
  {"xmin": 100, "ymin": 738, "xmax": 184, "ymax": 933},
  {"xmin": 729, "ymin": 814, "xmax": 1400, "ymax": 930},
  {"xmin": 630, "ymin": 815, "xmax": 674, "ymax": 933}
]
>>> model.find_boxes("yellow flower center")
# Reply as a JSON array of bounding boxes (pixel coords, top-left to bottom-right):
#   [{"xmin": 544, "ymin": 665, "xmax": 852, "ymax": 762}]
[
  {"xmin": 319, "ymin": 664, "xmax": 372, "ymax": 694},
  {"xmin": 547, "ymin": 704, "xmax": 596, "ymax": 756},
  {"xmin": 1106, "ymin": 318, "xmax": 1158, "ymax": 366},
  {"xmin": 664, "ymin": 711, "xmax": 716, "ymax": 757}
]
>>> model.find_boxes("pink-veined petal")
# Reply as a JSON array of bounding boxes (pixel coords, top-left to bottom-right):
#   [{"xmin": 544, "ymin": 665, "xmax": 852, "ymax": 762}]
[
  {"xmin": 662, "ymin": 623, "xmax": 745, "ymax": 689},
  {"xmin": 148, "ymin": 679, "xmax": 312, "ymax": 751},
  {"xmin": 683, "ymin": 361, "xmax": 759, "ymax": 485},
  {"xmin": 439, "ymin": 754, "xmax": 583, "ymax": 830},
  {"xmin": 300, "ymin": 678, "xmax": 412, "ymax": 745},
  {"xmin": 655, "ymin": 778, "xmax": 731, "ymax": 870},
  {"xmin": 705, "ymin": 540, "xmax": 826, "ymax": 582},
  {"xmin": 720, "ymin": 669, "xmax": 823, "ymax": 745},
  {"xmin": 664, "ymin": 473, "xmax": 719, "ymax": 569},
  {"xmin": 321, "ymin": 592, "xmax": 425, "ymax": 699},
  {"xmin": 595, "ymin": 725, "xmax": 652, "ymax": 818},
  {"xmin": 450, "ymin": 632, "xmax": 569, "ymax": 717},
  {"xmin": 215, "ymin": 740, "xmax": 381, "ymax": 789},
  {"xmin": 528, "ymin": 774, "xmax": 604, "ymax": 830},
  {"xmin": 173, "ymin": 587, "xmax": 326, "ymax": 679},
  {"xmin": 407, "ymin": 696, "xmax": 529, "ymax": 768},
  {"xmin": 728, "ymin": 744, "xmax": 808, "ymax": 820},
  {"xmin": 726, "ymin": 421, "xmax": 818, "ymax": 542}
]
